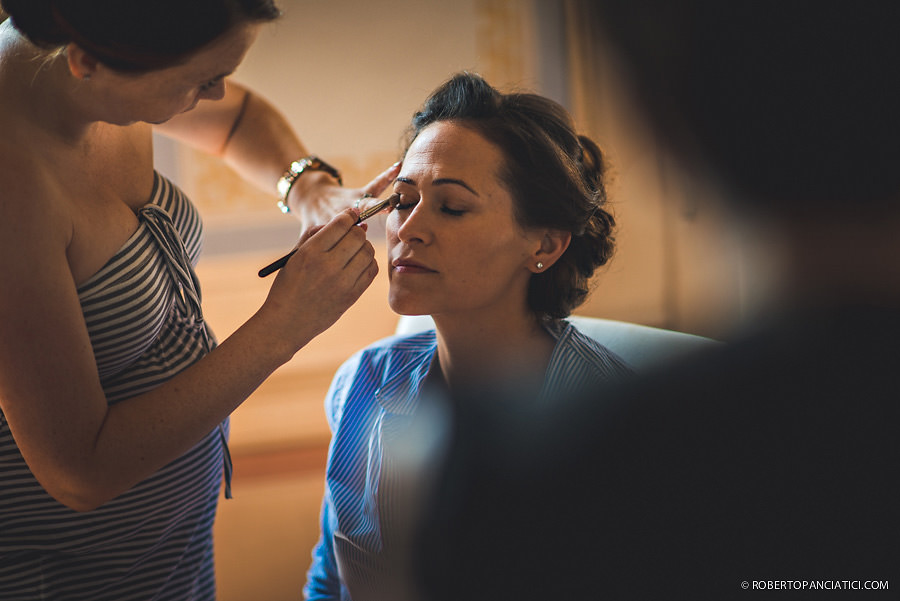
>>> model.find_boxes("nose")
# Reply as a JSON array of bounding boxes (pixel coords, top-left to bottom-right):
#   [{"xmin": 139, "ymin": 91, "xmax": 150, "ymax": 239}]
[
  {"xmin": 199, "ymin": 81, "xmax": 227, "ymax": 102},
  {"xmin": 394, "ymin": 202, "xmax": 432, "ymax": 245}
]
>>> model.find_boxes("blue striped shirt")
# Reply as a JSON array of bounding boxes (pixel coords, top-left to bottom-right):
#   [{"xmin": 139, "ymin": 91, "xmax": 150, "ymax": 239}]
[{"xmin": 304, "ymin": 322, "xmax": 633, "ymax": 600}]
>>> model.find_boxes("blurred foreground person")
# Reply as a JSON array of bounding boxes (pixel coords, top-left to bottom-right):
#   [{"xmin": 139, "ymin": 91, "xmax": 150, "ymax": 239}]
[{"xmin": 414, "ymin": 2, "xmax": 900, "ymax": 599}]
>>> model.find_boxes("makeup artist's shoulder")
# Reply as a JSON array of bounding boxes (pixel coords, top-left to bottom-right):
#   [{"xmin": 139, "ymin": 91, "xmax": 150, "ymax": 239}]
[
  {"xmin": 0, "ymin": 100, "xmax": 36, "ymax": 181},
  {"xmin": 0, "ymin": 140, "xmax": 29, "ymax": 203},
  {"xmin": 0, "ymin": 63, "xmax": 52, "ymax": 217},
  {"xmin": 0, "ymin": 139, "xmax": 49, "ymax": 198},
  {"xmin": 0, "ymin": 144, "xmax": 68, "ymax": 252}
]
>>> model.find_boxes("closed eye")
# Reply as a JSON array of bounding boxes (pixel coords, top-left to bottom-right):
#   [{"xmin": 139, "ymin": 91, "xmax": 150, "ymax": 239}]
[
  {"xmin": 441, "ymin": 206, "xmax": 466, "ymax": 216},
  {"xmin": 199, "ymin": 77, "xmax": 224, "ymax": 92},
  {"xmin": 389, "ymin": 184, "xmax": 467, "ymax": 217},
  {"xmin": 391, "ymin": 196, "xmax": 465, "ymax": 216},
  {"xmin": 391, "ymin": 194, "xmax": 418, "ymax": 211}
]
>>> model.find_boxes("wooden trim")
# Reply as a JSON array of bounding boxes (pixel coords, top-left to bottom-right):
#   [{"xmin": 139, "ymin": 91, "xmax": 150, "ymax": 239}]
[{"xmin": 231, "ymin": 444, "xmax": 328, "ymax": 483}]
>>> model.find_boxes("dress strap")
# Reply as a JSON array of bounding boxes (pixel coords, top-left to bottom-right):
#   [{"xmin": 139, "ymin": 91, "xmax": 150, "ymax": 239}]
[
  {"xmin": 139, "ymin": 205, "xmax": 210, "ymax": 348},
  {"xmin": 139, "ymin": 204, "xmax": 233, "ymax": 499}
]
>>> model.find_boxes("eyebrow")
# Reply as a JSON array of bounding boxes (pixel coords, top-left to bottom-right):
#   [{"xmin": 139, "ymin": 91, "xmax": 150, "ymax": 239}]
[{"xmin": 396, "ymin": 176, "xmax": 480, "ymax": 197}]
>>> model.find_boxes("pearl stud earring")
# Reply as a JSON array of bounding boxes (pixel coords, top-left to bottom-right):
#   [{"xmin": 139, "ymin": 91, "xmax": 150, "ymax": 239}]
[{"xmin": 536, "ymin": 262, "xmax": 544, "ymax": 270}]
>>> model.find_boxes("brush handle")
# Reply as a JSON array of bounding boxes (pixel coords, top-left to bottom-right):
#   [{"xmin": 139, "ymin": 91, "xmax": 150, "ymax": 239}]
[
  {"xmin": 258, "ymin": 193, "xmax": 398, "ymax": 278},
  {"xmin": 258, "ymin": 249, "xmax": 296, "ymax": 277}
]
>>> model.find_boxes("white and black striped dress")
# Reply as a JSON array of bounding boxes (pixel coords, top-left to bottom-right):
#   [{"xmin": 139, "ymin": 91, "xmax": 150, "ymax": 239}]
[{"xmin": 0, "ymin": 172, "xmax": 229, "ymax": 600}]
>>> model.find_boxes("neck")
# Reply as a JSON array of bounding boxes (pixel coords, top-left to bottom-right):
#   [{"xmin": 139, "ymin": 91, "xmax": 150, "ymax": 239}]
[
  {"xmin": 431, "ymin": 308, "xmax": 556, "ymax": 398},
  {"xmin": 1, "ymin": 21, "xmax": 99, "ymax": 144}
]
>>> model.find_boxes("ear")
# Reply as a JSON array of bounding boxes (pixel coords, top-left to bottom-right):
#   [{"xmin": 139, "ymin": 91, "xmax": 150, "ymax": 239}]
[
  {"xmin": 529, "ymin": 229, "xmax": 571, "ymax": 273},
  {"xmin": 66, "ymin": 43, "xmax": 100, "ymax": 81}
]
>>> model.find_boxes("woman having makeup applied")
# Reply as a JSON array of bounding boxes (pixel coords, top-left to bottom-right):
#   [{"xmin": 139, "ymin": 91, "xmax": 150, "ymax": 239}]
[
  {"xmin": 304, "ymin": 72, "xmax": 633, "ymax": 601},
  {"xmin": 0, "ymin": 1, "xmax": 398, "ymax": 599}
]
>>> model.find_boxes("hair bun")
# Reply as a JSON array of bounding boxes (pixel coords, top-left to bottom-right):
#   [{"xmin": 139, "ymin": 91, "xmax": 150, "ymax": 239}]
[
  {"xmin": 2, "ymin": 0, "xmax": 70, "ymax": 47},
  {"xmin": 577, "ymin": 135, "xmax": 608, "ymax": 201}
]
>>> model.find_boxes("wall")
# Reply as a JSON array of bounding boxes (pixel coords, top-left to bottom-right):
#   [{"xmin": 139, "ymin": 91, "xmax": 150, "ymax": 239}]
[{"xmin": 561, "ymin": 0, "xmax": 743, "ymax": 336}]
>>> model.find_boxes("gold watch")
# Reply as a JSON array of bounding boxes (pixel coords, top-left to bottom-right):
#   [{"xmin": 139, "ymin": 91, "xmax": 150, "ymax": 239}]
[{"xmin": 276, "ymin": 155, "xmax": 343, "ymax": 214}]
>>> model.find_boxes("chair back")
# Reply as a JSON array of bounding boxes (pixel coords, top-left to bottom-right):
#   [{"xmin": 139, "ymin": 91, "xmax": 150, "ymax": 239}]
[{"xmin": 395, "ymin": 314, "xmax": 721, "ymax": 372}]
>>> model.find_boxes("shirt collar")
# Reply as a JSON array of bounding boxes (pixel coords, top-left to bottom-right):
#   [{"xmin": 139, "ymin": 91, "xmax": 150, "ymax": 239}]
[{"xmin": 374, "ymin": 331, "xmax": 439, "ymax": 415}]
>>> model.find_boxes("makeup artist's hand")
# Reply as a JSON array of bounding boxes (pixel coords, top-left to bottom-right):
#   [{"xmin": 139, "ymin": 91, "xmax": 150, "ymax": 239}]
[
  {"xmin": 289, "ymin": 161, "xmax": 401, "ymax": 227},
  {"xmin": 256, "ymin": 207, "xmax": 378, "ymax": 353}
]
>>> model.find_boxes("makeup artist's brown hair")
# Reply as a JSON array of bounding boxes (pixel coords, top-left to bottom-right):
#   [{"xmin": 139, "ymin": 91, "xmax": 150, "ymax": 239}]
[
  {"xmin": 1, "ymin": 0, "xmax": 280, "ymax": 72},
  {"xmin": 405, "ymin": 72, "xmax": 616, "ymax": 322}
]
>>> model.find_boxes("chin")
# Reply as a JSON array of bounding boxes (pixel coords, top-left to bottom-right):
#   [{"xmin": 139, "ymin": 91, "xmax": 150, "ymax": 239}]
[
  {"xmin": 389, "ymin": 293, "xmax": 433, "ymax": 317},
  {"xmin": 390, "ymin": 303, "xmax": 431, "ymax": 317},
  {"xmin": 395, "ymin": 309, "xmax": 431, "ymax": 317},
  {"xmin": 145, "ymin": 106, "xmax": 190, "ymax": 125},
  {"xmin": 147, "ymin": 111, "xmax": 181, "ymax": 125}
]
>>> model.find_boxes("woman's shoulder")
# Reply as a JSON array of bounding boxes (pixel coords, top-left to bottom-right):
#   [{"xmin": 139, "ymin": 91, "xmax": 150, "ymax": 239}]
[
  {"xmin": 549, "ymin": 319, "xmax": 634, "ymax": 378},
  {"xmin": 339, "ymin": 329, "xmax": 438, "ymax": 374},
  {"xmin": 325, "ymin": 329, "xmax": 438, "ymax": 424},
  {"xmin": 0, "ymin": 142, "xmax": 70, "ymax": 270},
  {"xmin": 329, "ymin": 330, "xmax": 438, "ymax": 401},
  {"xmin": 0, "ymin": 118, "xmax": 50, "ymax": 198}
]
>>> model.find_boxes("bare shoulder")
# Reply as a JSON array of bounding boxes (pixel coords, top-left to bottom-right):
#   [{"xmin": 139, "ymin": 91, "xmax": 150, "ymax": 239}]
[
  {"xmin": 0, "ymin": 43, "xmax": 81, "ymax": 352},
  {"xmin": 0, "ymin": 141, "xmax": 71, "ymax": 264},
  {"xmin": 0, "ymin": 132, "xmax": 103, "ymax": 411},
  {"xmin": 0, "ymin": 137, "xmax": 79, "ymax": 349}
]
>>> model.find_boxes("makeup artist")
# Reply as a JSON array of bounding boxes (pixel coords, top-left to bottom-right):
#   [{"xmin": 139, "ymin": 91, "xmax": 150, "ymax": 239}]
[{"xmin": 0, "ymin": 1, "xmax": 397, "ymax": 599}]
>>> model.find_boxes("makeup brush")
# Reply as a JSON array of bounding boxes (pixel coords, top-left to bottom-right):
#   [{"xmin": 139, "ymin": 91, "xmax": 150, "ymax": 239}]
[{"xmin": 258, "ymin": 193, "xmax": 399, "ymax": 278}]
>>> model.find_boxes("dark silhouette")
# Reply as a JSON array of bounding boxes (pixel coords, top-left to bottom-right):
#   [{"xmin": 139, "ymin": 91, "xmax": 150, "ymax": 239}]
[{"xmin": 413, "ymin": 2, "xmax": 900, "ymax": 598}]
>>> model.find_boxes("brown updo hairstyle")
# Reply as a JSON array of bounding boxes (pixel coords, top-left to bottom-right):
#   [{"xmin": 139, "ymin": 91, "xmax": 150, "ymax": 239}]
[
  {"xmin": 1, "ymin": 0, "xmax": 280, "ymax": 71},
  {"xmin": 405, "ymin": 72, "xmax": 616, "ymax": 322}
]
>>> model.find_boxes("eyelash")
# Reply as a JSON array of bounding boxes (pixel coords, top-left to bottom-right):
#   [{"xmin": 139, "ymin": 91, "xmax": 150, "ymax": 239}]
[
  {"xmin": 199, "ymin": 78, "xmax": 221, "ymax": 92},
  {"xmin": 393, "ymin": 199, "xmax": 417, "ymax": 211}
]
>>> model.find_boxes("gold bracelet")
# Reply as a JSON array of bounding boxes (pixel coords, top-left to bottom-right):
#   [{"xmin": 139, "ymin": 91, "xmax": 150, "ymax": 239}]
[{"xmin": 276, "ymin": 155, "xmax": 343, "ymax": 214}]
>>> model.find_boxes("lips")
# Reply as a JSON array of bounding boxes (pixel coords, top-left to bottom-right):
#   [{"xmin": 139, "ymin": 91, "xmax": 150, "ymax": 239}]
[{"xmin": 391, "ymin": 257, "xmax": 437, "ymax": 273}]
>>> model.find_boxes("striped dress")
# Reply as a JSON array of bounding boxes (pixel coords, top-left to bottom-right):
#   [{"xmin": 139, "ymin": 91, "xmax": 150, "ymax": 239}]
[
  {"xmin": 304, "ymin": 323, "xmax": 633, "ymax": 600},
  {"xmin": 0, "ymin": 172, "xmax": 228, "ymax": 600}
]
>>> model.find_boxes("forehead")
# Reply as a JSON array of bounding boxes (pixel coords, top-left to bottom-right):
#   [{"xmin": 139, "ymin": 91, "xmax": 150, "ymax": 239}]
[
  {"xmin": 404, "ymin": 121, "xmax": 505, "ymax": 179},
  {"xmin": 162, "ymin": 22, "xmax": 259, "ymax": 79}
]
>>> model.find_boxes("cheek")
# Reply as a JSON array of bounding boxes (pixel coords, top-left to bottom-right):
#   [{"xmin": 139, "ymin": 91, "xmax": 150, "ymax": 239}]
[
  {"xmin": 157, "ymin": 82, "xmax": 199, "ymax": 107},
  {"xmin": 385, "ymin": 214, "xmax": 400, "ymax": 241},
  {"xmin": 385, "ymin": 218, "xmax": 401, "ymax": 256},
  {"xmin": 465, "ymin": 229, "xmax": 529, "ymax": 266},
  {"xmin": 385, "ymin": 217, "xmax": 402, "ymax": 283}
]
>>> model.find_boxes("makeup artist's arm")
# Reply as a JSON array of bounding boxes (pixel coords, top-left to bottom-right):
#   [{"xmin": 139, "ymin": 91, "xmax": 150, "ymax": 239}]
[
  {"xmin": 0, "ymin": 193, "xmax": 377, "ymax": 511},
  {"xmin": 154, "ymin": 79, "xmax": 400, "ymax": 225}
]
